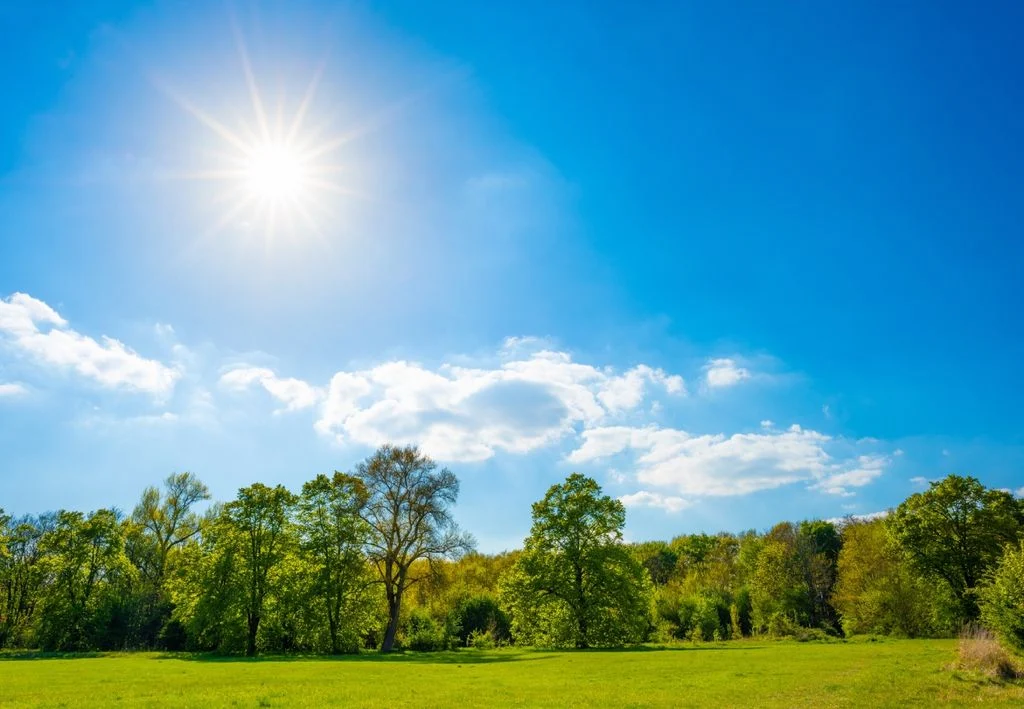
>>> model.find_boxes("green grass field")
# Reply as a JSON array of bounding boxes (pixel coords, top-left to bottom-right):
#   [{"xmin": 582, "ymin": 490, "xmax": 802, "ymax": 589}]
[{"xmin": 2, "ymin": 640, "xmax": 1021, "ymax": 708}]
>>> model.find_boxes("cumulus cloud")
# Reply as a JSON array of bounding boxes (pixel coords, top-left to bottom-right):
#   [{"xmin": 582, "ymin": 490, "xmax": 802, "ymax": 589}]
[
  {"xmin": 0, "ymin": 293, "xmax": 180, "ymax": 397},
  {"xmin": 249, "ymin": 347, "xmax": 687, "ymax": 462},
  {"xmin": 704, "ymin": 358, "xmax": 751, "ymax": 388},
  {"xmin": 220, "ymin": 366, "xmax": 323, "ymax": 412},
  {"xmin": 619, "ymin": 490, "xmax": 691, "ymax": 513},
  {"xmin": 1015, "ymin": 487, "xmax": 1024, "ymax": 499},
  {"xmin": 808, "ymin": 455, "xmax": 889, "ymax": 497},
  {"xmin": 569, "ymin": 423, "xmax": 887, "ymax": 497}
]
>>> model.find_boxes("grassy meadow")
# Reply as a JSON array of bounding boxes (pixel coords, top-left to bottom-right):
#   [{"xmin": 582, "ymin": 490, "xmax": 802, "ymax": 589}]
[{"xmin": 2, "ymin": 639, "xmax": 1022, "ymax": 708}]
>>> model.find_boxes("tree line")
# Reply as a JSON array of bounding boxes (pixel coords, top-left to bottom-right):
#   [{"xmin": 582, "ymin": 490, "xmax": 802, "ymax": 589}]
[{"xmin": 2, "ymin": 445, "xmax": 1023, "ymax": 655}]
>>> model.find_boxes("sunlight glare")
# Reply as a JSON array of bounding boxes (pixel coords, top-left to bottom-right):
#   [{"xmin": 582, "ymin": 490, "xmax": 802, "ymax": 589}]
[{"xmin": 245, "ymin": 144, "xmax": 306, "ymax": 201}]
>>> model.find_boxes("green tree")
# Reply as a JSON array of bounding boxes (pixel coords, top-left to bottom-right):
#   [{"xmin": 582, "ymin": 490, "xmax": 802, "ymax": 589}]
[
  {"xmin": 124, "ymin": 472, "xmax": 210, "ymax": 648},
  {"xmin": 357, "ymin": 445, "xmax": 473, "ymax": 653},
  {"xmin": 979, "ymin": 540, "xmax": 1024, "ymax": 654},
  {"xmin": 0, "ymin": 513, "xmax": 46, "ymax": 647},
  {"xmin": 36, "ymin": 510, "xmax": 135, "ymax": 650},
  {"xmin": 632, "ymin": 541, "xmax": 678, "ymax": 586},
  {"xmin": 887, "ymin": 474, "xmax": 1023, "ymax": 622},
  {"xmin": 167, "ymin": 506, "xmax": 247, "ymax": 652},
  {"xmin": 834, "ymin": 517, "xmax": 951, "ymax": 637},
  {"xmin": 749, "ymin": 536, "xmax": 806, "ymax": 633},
  {"xmin": 797, "ymin": 520, "xmax": 842, "ymax": 630},
  {"xmin": 130, "ymin": 472, "xmax": 210, "ymax": 586},
  {"xmin": 296, "ymin": 472, "xmax": 375, "ymax": 654},
  {"xmin": 500, "ymin": 474, "xmax": 652, "ymax": 648},
  {"xmin": 224, "ymin": 483, "xmax": 297, "ymax": 656}
]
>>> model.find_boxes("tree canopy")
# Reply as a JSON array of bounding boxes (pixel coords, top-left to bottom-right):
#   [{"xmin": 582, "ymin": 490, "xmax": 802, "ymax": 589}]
[
  {"xmin": 501, "ymin": 473, "xmax": 651, "ymax": 648},
  {"xmin": 2, "ymin": 465, "xmax": 1023, "ymax": 655},
  {"xmin": 356, "ymin": 445, "xmax": 474, "ymax": 653},
  {"xmin": 887, "ymin": 474, "xmax": 1023, "ymax": 621}
]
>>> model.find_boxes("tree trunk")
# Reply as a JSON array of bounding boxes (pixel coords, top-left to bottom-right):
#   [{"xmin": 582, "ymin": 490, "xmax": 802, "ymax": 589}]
[
  {"xmin": 246, "ymin": 612, "xmax": 260, "ymax": 657},
  {"xmin": 381, "ymin": 592, "xmax": 401, "ymax": 653},
  {"xmin": 327, "ymin": 603, "xmax": 339, "ymax": 655},
  {"xmin": 575, "ymin": 563, "xmax": 588, "ymax": 649}
]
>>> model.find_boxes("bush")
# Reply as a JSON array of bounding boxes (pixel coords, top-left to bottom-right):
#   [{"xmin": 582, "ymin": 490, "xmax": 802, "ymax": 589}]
[
  {"xmin": 452, "ymin": 595, "xmax": 510, "ymax": 646},
  {"xmin": 979, "ymin": 541, "xmax": 1024, "ymax": 655},
  {"xmin": 766, "ymin": 612, "xmax": 800, "ymax": 639},
  {"xmin": 690, "ymin": 594, "xmax": 728, "ymax": 642},
  {"xmin": 469, "ymin": 629, "xmax": 495, "ymax": 650},
  {"xmin": 956, "ymin": 625, "xmax": 1021, "ymax": 680},
  {"xmin": 404, "ymin": 609, "xmax": 445, "ymax": 652}
]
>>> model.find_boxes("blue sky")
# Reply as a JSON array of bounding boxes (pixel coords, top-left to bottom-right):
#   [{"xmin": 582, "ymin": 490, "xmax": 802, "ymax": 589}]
[{"xmin": 2, "ymin": 1, "xmax": 1023, "ymax": 551}]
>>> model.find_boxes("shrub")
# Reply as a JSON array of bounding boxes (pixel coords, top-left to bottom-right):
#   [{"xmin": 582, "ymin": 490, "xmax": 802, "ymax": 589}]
[
  {"xmin": 979, "ymin": 541, "xmax": 1024, "ymax": 655},
  {"xmin": 690, "ymin": 594, "xmax": 727, "ymax": 642},
  {"xmin": 956, "ymin": 625, "xmax": 1021, "ymax": 680},
  {"xmin": 766, "ymin": 612, "xmax": 800, "ymax": 639},
  {"xmin": 452, "ymin": 595, "xmax": 510, "ymax": 646},
  {"xmin": 469, "ymin": 629, "xmax": 496, "ymax": 650},
  {"xmin": 404, "ymin": 609, "xmax": 445, "ymax": 652}
]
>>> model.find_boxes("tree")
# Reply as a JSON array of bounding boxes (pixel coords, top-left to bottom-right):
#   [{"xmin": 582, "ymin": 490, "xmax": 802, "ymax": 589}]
[
  {"xmin": 500, "ymin": 474, "xmax": 652, "ymax": 648},
  {"xmin": 796, "ymin": 520, "xmax": 842, "ymax": 630},
  {"xmin": 296, "ymin": 472, "xmax": 375, "ymax": 654},
  {"xmin": 833, "ymin": 517, "xmax": 951, "ymax": 637},
  {"xmin": 632, "ymin": 541, "xmax": 678, "ymax": 586},
  {"xmin": 887, "ymin": 475, "xmax": 1023, "ymax": 622},
  {"xmin": 979, "ymin": 540, "xmax": 1024, "ymax": 654},
  {"xmin": 223, "ymin": 484, "xmax": 297, "ymax": 656},
  {"xmin": 36, "ymin": 510, "xmax": 134, "ymax": 650},
  {"xmin": 749, "ymin": 536, "xmax": 806, "ymax": 633},
  {"xmin": 356, "ymin": 445, "xmax": 473, "ymax": 653},
  {"xmin": 130, "ymin": 472, "xmax": 210, "ymax": 586},
  {"xmin": 0, "ymin": 512, "xmax": 46, "ymax": 648}
]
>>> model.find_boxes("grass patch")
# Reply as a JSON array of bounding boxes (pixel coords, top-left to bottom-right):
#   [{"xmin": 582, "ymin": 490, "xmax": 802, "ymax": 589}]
[
  {"xmin": 2, "ymin": 640, "xmax": 1023, "ymax": 707},
  {"xmin": 955, "ymin": 626, "xmax": 1023, "ymax": 681}
]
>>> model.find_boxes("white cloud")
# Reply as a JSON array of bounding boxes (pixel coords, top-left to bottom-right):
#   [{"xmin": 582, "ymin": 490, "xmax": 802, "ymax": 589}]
[
  {"xmin": 309, "ymin": 348, "xmax": 685, "ymax": 461},
  {"xmin": 569, "ymin": 423, "xmax": 887, "ymax": 497},
  {"xmin": 0, "ymin": 293, "xmax": 179, "ymax": 397},
  {"xmin": 760, "ymin": 419, "xmax": 774, "ymax": 429},
  {"xmin": 808, "ymin": 455, "xmax": 888, "ymax": 497},
  {"xmin": 704, "ymin": 358, "xmax": 751, "ymax": 388},
  {"xmin": 220, "ymin": 366, "xmax": 323, "ymax": 412},
  {"xmin": 1015, "ymin": 487, "xmax": 1024, "ymax": 499},
  {"xmin": 828, "ymin": 510, "xmax": 888, "ymax": 525},
  {"xmin": 0, "ymin": 382, "xmax": 28, "ymax": 397},
  {"xmin": 619, "ymin": 490, "xmax": 691, "ymax": 513},
  {"xmin": 910, "ymin": 476, "xmax": 930, "ymax": 488},
  {"xmin": 500, "ymin": 335, "xmax": 552, "ymax": 355}
]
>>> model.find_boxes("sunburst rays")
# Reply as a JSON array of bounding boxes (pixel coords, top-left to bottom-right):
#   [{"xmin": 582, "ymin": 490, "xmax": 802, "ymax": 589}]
[{"xmin": 156, "ymin": 24, "xmax": 359, "ymax": 254}]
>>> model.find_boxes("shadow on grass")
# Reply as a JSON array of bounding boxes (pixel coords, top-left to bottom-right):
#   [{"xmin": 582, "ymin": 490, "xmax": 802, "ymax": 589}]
[
  {"xmin": 556, "ymin": 643, "xmax": 771, "ymax": 653},
  {"xmin": 0, "ymin": 643, "xmax": 771, "ymax": 663},
  {"xmin": 155, "ymin": 650, "xmax": 551, "ymax": 665},
  {"xmin": 0, "ymin": 651, "xmax": 107, "ymax": 661}
]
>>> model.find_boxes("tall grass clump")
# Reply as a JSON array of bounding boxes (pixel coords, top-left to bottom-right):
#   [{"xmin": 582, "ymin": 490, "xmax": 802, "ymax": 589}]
[{"xmin": 956, "ymin": 625, "xmax": 1021, "ymax": 681}]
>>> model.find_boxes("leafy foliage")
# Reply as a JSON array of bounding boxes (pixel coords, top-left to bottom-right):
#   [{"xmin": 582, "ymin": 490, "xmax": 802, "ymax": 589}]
[
  {"xmin": 501, "ymin": 474, "xmax": 652, "ymax": 648},
  {"xmin": 979, "ymin": 541, "xmax": 1024, "ymax": 654},
  {"xmin": 357, "ymin": 445, "xmax": 474, "ymax": 652},
  {"xmin": 887, "ymin": 475, "xmax": 1023, "ymax": 622},
  {"xmin": 2, "ymin": 466, "xmax": 1022, "ymax": 656}
]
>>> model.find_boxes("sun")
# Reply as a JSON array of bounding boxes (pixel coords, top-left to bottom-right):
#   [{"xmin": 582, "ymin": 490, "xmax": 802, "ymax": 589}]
[
  {"xmin": 160, "ymin": 27, "xmax": 368, "ymax": 249},
  {"xmin": 244, "ymin": 143, "xmax": 307, "ymax": 202}
]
